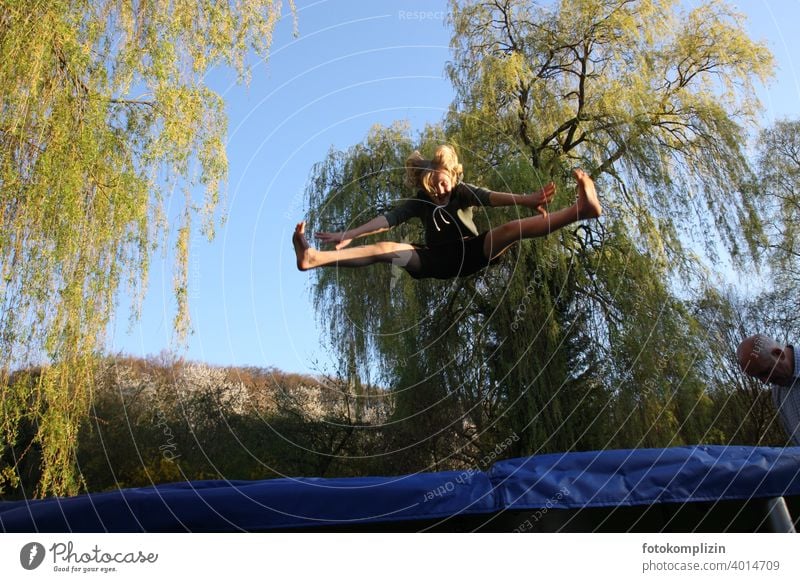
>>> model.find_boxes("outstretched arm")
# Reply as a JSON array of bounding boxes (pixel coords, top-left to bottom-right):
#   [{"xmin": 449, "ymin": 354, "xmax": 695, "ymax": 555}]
[
  {"xmin": 315, "ymin": 215, "xmax": 391, "ymax": 250},
  {"xmin": 488, "ymin": 182, "xmax": 556, "ymax": 216}
]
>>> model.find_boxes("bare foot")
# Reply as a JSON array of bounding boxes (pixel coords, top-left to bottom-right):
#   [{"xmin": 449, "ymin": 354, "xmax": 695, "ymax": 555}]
[
  {"xmin": 574, "ymin": 169, "xmax": 602, "ymax": 219},
  {"xmin": 293, "ymin": 222, "xmax": 315, "ymax": 271}
]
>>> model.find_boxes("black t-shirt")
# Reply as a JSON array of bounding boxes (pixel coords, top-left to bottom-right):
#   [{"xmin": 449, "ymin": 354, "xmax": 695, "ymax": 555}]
[{"xmin": 382, "ymin": 182, "xmax": 493, "ymax": 247}]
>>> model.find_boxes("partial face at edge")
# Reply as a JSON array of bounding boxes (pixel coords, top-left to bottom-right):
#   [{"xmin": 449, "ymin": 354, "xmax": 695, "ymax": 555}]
[{"xmin": 737, "ymin": 335, "xmax": 792, "ymax": 386}]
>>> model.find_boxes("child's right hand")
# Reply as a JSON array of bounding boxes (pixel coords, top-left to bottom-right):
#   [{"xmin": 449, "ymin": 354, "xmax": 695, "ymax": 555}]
[{"xmin": 315, "ymin": 231, "xmax": 352, "ymax": 250}]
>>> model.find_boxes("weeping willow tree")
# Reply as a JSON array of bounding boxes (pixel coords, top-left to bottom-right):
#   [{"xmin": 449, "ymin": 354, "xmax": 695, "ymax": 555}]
[
  {"xmin": 756, "ymin": 119, "xmax": 800, "ymax": 299},
  {"xmin": 306, "ymin": 124, "xmax": 469, "ymax": 470},
  {"xmin": 306, "ymin": 0, "xmax": 773, "ymax": 467},
  {"xmin": 448, "ymin": 0, "xmax": 773, "ymax": 453},
  {"xmin": 732, "ymin": 119, "xmax": 800, "ymax": 370},
  {"xmin": 0, "ymin": 0, "xmax": 295, "ymax": 496}
]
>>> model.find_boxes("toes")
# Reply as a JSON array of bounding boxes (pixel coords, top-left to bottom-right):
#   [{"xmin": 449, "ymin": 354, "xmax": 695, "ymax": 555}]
[{"xmin": 574, "ymin": 168, "xmax": 590, "ymax": 182}]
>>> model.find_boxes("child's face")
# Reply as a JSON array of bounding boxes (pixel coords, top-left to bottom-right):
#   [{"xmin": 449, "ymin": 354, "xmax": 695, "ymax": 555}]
[{"xmin": 428, "ymin": 170, "xmax": 454, "ymax": 204}]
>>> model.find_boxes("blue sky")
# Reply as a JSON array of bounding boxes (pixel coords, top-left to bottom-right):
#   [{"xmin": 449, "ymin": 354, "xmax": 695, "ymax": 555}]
[{"xmin": 109, "ymin": 0, "xmax": 800, "ymax": 375}]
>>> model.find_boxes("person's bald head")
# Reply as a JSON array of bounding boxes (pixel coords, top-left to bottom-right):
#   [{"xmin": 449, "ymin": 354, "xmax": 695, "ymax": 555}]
[{"xmin": 737, "ymin": 334, "xmax": 793, "ymax": 386}]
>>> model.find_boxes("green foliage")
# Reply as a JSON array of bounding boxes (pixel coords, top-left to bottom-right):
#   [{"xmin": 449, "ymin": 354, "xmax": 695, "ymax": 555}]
[
  {"xmin": 447, "ymin": 0, "xmax": 772, "ymax": 270},
  {"xmin": 0, "ymin": 0, "xmax": 295, "ymax": 496},
  {"xmin": 71, "ymin": 356, "xmax": 399, "ymax": 493},
  {"xmin": 756, "ymin": 119, "xmax": 800, "ymax": 289},
  {"xmin": 306, "ymin": 123, "xmax": 419, "ymax": 385},
  {"xmin": 689, "ymin": 288, "xmax": 790, "ymax": 446},
  {"xmin": 303, "ymin": 0, "xmax": 779, "ymax": 460}
]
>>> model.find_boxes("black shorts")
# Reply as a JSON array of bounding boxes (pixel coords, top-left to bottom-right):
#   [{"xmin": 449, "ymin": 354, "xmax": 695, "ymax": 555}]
[{"xmin": 409, "ymin": 232, "xmax": 499, "ymax": 280}]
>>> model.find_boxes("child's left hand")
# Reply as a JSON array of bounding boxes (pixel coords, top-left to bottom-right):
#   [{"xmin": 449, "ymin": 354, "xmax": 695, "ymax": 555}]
[{"xmin": 527, "ymin": 182, "xmax": 556, "ymax": 216}]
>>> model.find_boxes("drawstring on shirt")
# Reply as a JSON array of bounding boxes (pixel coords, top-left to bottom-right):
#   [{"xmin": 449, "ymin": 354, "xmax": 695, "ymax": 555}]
[{"xmin": 432, "ymin": 205, "xmax": 451, "ymax": 232}]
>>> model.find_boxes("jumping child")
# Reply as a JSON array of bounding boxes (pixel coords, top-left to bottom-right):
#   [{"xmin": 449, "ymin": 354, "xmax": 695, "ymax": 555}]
[{"xmin": 293, "ymin": 145, "xmax": 601, "ymax": 279}]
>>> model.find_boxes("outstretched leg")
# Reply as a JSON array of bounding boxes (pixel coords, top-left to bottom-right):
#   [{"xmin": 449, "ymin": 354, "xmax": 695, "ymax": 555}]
[
  {"xmin": 293, "ymin": 222, "xmax": 421, "ymax": 272},
  {"xmin": 483, "ymin": 169, "xmax": 602, "ymax": 260}
]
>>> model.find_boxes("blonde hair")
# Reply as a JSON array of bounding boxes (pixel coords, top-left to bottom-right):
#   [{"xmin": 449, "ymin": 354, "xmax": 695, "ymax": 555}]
[{"xmin": 404, "ymin": 144, "xmax": 464, "ymax": 194}]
